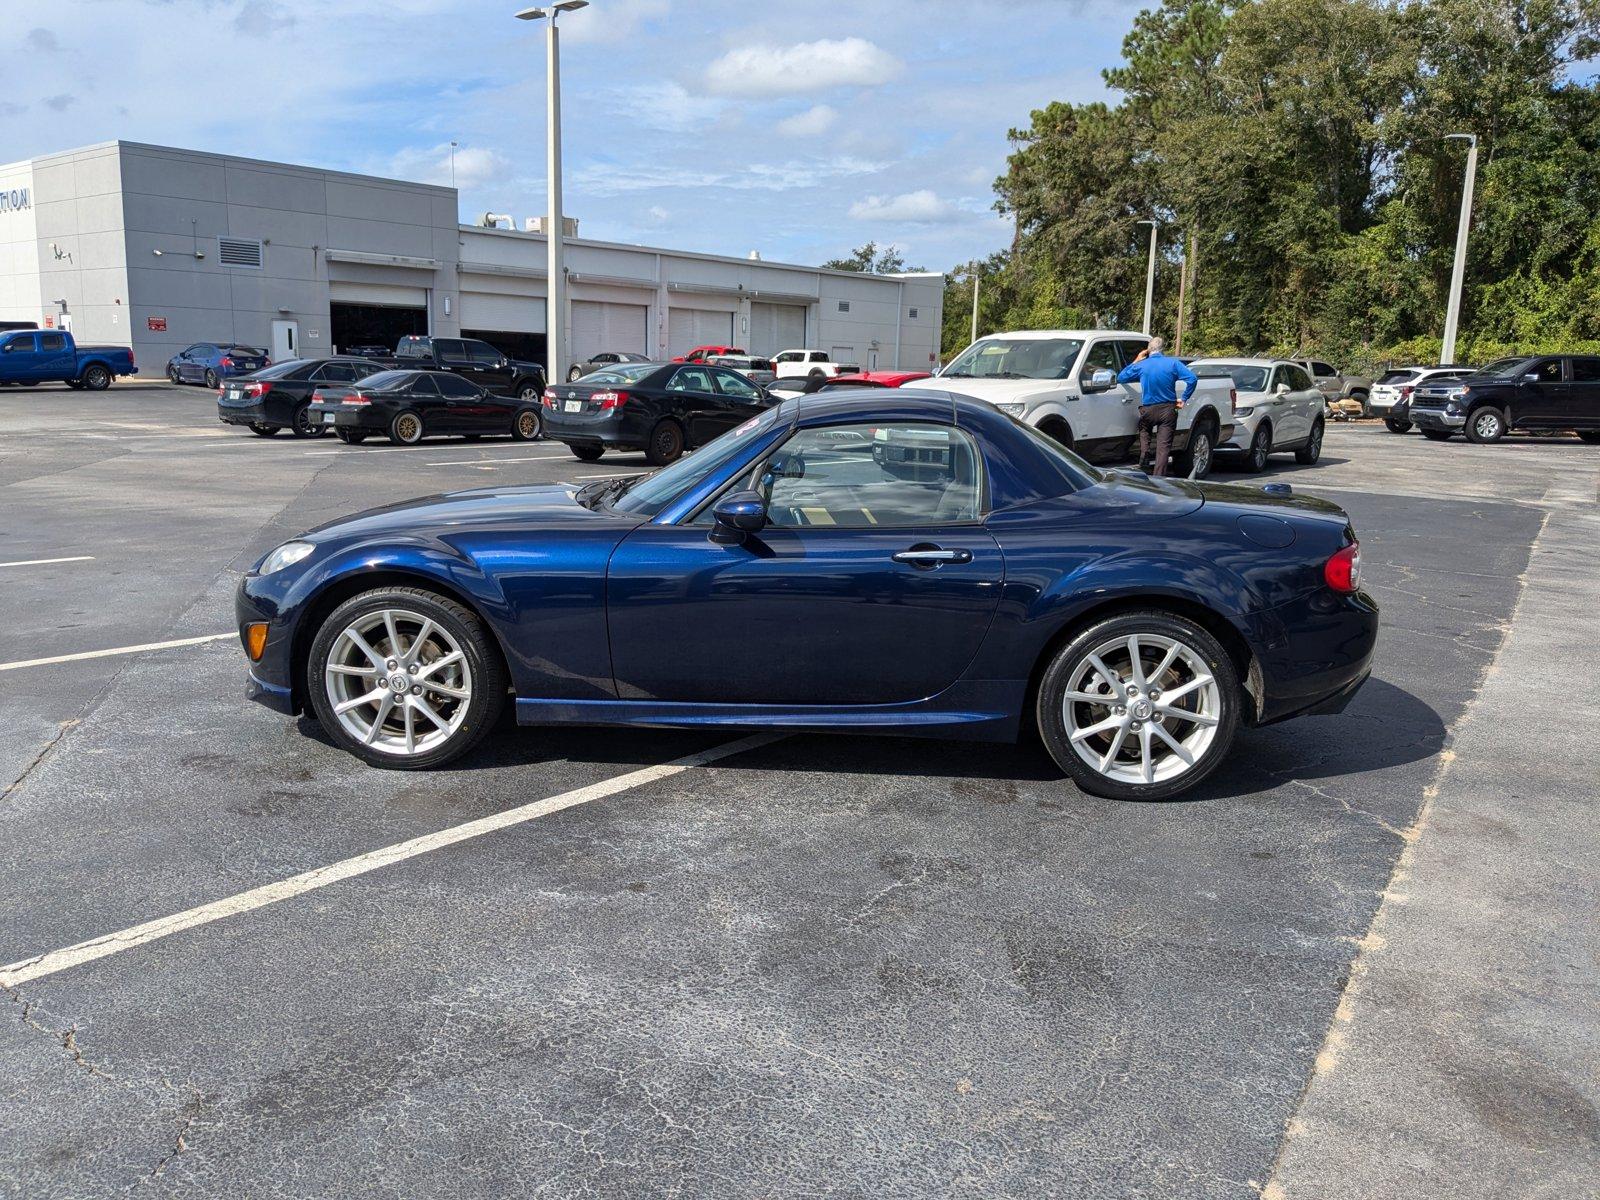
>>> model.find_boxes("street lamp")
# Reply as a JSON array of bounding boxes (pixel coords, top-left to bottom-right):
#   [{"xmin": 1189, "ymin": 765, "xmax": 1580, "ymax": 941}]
[
  {"xmin": 1440, "ymin": 132, "xmax": 1478, "ymax": 366},
  {"xmin": 515, "ymin": 0, "xmax": 588, "ymax": 387},
  {"xmin": 1137, "ymin": 219, "xmax": 1159, "ymax": 336},
  {"xmin": 969, "ymin": 261, "xmax": 981, "ymax": 344}
]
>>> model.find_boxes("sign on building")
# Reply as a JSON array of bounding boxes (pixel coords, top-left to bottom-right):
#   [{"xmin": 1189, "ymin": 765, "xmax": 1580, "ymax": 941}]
[{"xmin": 148, "ymin": 316, "xmax": 167, "ymax": 332}]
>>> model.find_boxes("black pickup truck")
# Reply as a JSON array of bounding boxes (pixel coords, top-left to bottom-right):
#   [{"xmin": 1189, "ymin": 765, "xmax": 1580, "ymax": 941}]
[
  {"xmin": 1409, "ymin": 354, "xmax": 1600, "ymax": 444},
  {"xmin": 385, "ymin": 336, "xmax": 546, "ymax": 400}
]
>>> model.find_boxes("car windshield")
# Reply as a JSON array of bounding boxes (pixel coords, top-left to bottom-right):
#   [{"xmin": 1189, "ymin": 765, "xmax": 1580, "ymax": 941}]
[
  {"xmin": 354, "ymin": 370, "xmax": 414, "ymax": 389},
  {"xmin": 941, "ymin": 337, "xmax": 1083, "ymax": 380},
  {"xmin": 1196, "ymin": 362, "xmax": 1268, "ymax": 391},
  {"xmin": 583, "ymin": 363, "xmax": 658, "ymax": 385},
  {"xmin": 1377, "ymin": 370, "xmax": 1419, "ymax": 384},
  {"xmin": 607, "ymin": 405, "xmax": 786, "ymax": 518},
  {"xmin": 1477, "ymin": 357, "xmax": 1531, "ymax": 378}
]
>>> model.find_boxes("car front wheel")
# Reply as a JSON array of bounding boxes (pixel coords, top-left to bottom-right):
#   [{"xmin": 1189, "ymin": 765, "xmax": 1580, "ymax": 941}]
[
  {"xmin": 1466, "ymin": 407, "xmax": 1507, "ymax": 444},
  {"xmin": 167, "ymin": 365, "xmax": 181, "ymax": 384},
  {"xmin": 1384, "ymin": 418, "xmax": 1413, "ymax": 434},
  {"xmin": 1037, "ymin": 612, "xmax": 1241, "ymax": 801},
  {"xmin": 307, "ymin": 589, "xmax": 506, "ymax": 769},
  {"xmin": 512, "ymin": 407, "xmax": 542, "ymax": 441},
  {"xmin": 567, "ymin": 366, "xmax": 584, "ymax": 382}
]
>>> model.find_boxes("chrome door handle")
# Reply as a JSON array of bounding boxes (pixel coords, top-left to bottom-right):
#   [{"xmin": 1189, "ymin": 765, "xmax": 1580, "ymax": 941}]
[{"xmin": 892, "ymin": 548, "xmax": 973, "ymax": 566}]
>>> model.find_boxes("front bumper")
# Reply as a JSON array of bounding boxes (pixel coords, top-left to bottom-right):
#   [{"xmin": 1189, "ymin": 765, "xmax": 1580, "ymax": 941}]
[
  {"xmin": 1409, "ymin": 407, "xmax": 1465, "ymax": 430},
  {"xmin": 1217, "ymin": 411, "xmax": 1264, "ymax": 452},
  {"xmin": 237, "ymin": 578, "xmax": 301, "ymax": 714}
]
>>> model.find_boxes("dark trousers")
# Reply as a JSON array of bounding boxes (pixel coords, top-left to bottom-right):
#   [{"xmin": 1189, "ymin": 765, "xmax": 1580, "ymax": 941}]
[{"xmin": 1138, "ymin": 402, "xmax": 1179, "ymax": 476}]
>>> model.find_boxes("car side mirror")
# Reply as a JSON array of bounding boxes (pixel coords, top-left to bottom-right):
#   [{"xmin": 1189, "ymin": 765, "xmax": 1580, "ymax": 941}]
[
  {"xmin": 710, "ymin": 489, "xmax": 768, "ymax": 544},
  {"xmin": 1082, "ymin": 368, "xmax": 1115, "ymax": 393},
  {"xmin": 1523, "ymin": 372, "xmax": 1540, "ymax": 382},
  {"xmin": 1276, "ymin": 382, "xmax": 1291, "ymax": 395}
]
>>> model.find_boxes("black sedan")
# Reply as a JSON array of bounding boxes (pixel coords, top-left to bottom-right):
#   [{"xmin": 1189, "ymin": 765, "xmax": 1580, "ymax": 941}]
[
  {"xmin": 308, "ymin": 369, "xmax": 544, "ymax": 446},
  {"xmin": 217, "ymin": 357, "xmax": 389, "ymax": 438},
  {"xmin": 541, "ymin": 361, "xmax": 773, "ymax": 464}
]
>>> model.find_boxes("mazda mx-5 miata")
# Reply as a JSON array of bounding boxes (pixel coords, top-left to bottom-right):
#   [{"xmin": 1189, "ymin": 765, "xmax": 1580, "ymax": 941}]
[{"xmin": 236, "ymin": 391, "xmax": 1377, "ymax": 801}]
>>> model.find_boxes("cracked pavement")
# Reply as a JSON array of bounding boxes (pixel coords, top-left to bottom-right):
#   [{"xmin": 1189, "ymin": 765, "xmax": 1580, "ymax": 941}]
[{"xmin": 1, "ymin": 388, "xmax": 1594, "ymax": 1197}]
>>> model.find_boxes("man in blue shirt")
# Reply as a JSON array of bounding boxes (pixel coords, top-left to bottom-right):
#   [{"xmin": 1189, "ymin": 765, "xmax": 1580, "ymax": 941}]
[{"xmin": 1116, "ymin": 336, "xmax": 1197, "ymax": 477}]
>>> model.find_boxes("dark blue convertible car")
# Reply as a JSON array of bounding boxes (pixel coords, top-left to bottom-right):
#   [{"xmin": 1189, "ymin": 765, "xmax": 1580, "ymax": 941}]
[{"xmin": 236, "ymin": 391, "xmax": 1376, "ymax": 801}]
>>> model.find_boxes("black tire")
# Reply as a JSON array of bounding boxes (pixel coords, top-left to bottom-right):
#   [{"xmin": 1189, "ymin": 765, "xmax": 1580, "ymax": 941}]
[
  {"xmin": 808, "ymin": 368, "xmax": 826, "ymax": 380},
  {"xmin": 306, "ymin": 587, "xmax": 506, "ymax": 770},
  {"xmin": 1038, "ymin": 419, "xmax": 1074, "ymax": 451},
  {"xmin": 645, "ymin": 420, "xmax": 685, "ymax": 466},
  {"xmin": 290, "ymin": 402, "xmax": 325, "ymax": 438},
  {"xmin": 1241, "ymin": 423, "xmax": 1271, "ymax": 473},
  {"xmin": 204, "ymin": 369, "xmax": 220, "ymax": 389},
  {"xmin": 1294, "ymin": 418, "xmax": 1324, "ymax": 465},
  {"xmin": 1384, "ymin": 418, "xmax": 1413, "ymax": 434},
  {"xmin": 1174, "ymin": 417, "xmax": 1217, "ymax": 479},
  {"xmin": 567, "ymin": 365, "xmax": 584, "ymax": 382},
  {"xmin": 167, "ymin": 365, "xmax": 181, "ymax": 384},
  {"xmin": 571, "ymin": 443, "xmax": 605, "ymax": 462},
  {"xmin": 511, "ymin": 407, "xmax": 542, "ymax": 442},
  {"xmin": 1465, "ymin": 406, "xmax": 1507, "ymax": 444},
  {"xmin": 1421, "ymin": 429, "xmax": 1454, "ymax": 441},
  {"xmin": 81, "ymin": 365, "xmax": 112, "ymax": 391},
  {"xmin": 1036, "ymin": 610, "xmax": 1242, "ymax": 801},
  {"xmin": 248, "ymin": 422, "xmax": 280, "ymax": 437},
  {"xmin": 388, "ymin": 410, "xmax": 424, "ymax": 445},
  {"xmin": 1578, "ymin": 431, "xmax": 1600, "ymax": 444},
  {"xmin": 335, "ymin": 429, "xmax": 368, "ymax": 445}
]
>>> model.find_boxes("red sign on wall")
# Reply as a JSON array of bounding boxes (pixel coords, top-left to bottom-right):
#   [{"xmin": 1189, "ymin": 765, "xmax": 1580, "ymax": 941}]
[
  {"xmin": 43, "ymin": 315, "xmax": 53, "ymax": 328},
  {"xmin": 147, "ymin": 316, "xmax": 168, "ymax": 332}
]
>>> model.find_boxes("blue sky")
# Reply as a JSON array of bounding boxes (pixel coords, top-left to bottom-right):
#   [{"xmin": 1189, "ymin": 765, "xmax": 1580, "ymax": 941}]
[{"xmin": 8, "ymin": 0, "xmax": 1140, "ymax": 271}]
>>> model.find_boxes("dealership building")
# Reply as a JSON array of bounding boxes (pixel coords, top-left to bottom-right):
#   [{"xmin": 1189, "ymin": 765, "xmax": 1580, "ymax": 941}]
[{"xmin": 0, "ymin": 140, "xmax": 945, "ymax": 374}]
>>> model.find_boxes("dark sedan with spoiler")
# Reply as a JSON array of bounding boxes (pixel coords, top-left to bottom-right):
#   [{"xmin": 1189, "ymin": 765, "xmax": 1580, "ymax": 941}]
[
  {"xmin": 307, "ymin": 369, "xmax": 544, "ymax": 446},
  {"xmin": 217, "ymin": 357, "xmax": 388, "ymax": 438},
  {"xmin": 541, "ymin": 360, "xmax": 774, "ymax": 464}
]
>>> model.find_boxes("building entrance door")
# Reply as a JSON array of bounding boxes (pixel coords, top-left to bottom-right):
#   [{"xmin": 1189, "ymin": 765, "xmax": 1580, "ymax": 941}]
[{"xmin": 271, "ymin": 319, "xmax": 299, "ymax": 364}]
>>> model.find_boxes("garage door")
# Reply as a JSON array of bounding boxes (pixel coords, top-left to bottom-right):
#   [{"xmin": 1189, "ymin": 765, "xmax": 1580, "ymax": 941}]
[
  {"xmin": 667, "ymin": 307, "xmax": 734, "ymax": 358},
  {"xmin": 572, "ymin": 301, "xmax": 648, "ymax": 361},
  {"xmin": 748, "ymin": 302, "xmax": 806, "ymax": 356},
  {"xmin": 329, "ymin": 281, "xmax": 428, "ymax": 308},
  {"xmin": 460, "ymin": 291, "xmax": 544, "ymax": 333}
]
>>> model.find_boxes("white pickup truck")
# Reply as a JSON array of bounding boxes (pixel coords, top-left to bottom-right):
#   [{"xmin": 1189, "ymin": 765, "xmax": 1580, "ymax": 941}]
[
  {"xmin": 924, "ymin": 329, "xmax": 1235, "ymax": 477},
  {"xmin": 773, "ymin": 349, "xmax": 858, "ymax": 380}
]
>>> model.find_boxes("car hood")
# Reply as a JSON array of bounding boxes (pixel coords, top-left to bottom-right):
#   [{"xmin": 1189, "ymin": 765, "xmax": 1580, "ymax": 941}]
[
  {"xmin": 919, "ymin": 377, "xmax": 1070, "ymax": 404},
  {"xmin": 300, "ymin": 482, "xmax": 644, "ymax": 544}
]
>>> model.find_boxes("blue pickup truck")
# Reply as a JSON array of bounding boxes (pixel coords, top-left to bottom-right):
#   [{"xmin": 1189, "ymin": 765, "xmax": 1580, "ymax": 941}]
[{"xmin": 0, "ymin": 329, "xmax": 137, "ymax": 390}]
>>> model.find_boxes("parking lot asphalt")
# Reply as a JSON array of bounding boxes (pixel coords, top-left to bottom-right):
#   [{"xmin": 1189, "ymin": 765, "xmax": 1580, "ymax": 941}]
[{"xmin": 1, "ymin": 383, "xmax": 1595, "ymax": 1197}]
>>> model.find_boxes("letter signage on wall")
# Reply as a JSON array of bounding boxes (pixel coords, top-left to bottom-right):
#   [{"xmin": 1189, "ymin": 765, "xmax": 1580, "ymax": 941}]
[{"xmin": 0, "ymin": 188, "xmax": 31, "ymax": 214}]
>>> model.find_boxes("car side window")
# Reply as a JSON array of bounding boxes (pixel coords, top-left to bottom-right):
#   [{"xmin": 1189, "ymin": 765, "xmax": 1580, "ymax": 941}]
[
  {"xmin": 1293, "ymin": 366, "xmax": 1317, "ymax": 390},
  {"xmin": 1529, "ymin": 358, "xmax": 1563, "ymax": 383},
  {"xmin": 1571, "ymin": 357, "xmax": 1600, "ymax": 383},
  {"xmin": 2, "ymin": 335, "xmax": 34, "ymax": 353},
  {"xmin": 1081, "ymin": 341, "xmax": 1119, "ymax": 379},
  {"xmin": 775, "ymin": 351, "xmax": 800, "ymax": 364},
  {"xmin": 409, "ymin": 374, "xmax": 442, "ymax": 396},
  {"xmin": 596, "ymin": 353, "xmax": 617, "ymax": 364},
  {"xmin": 316, "ymin": 362, "xmax": 357, "ymax": 383},
  {"xmin": 713, "ymin": 369, "xmax": 761, "ymax": 399},
  {"xmin": 1114, "ymin": 339, "xmax": 1150, "ymax": 367},
  {"xmin": 668, "ymin": 367, "xmax": 714, "ymax": 393},
  {"xmin": 756, "ymin": 423, "xmax": 983, "ymax": 529},
  {"xmin": 468, "ymin": 342, "xmax": 502, "ymax": 367},
  {"xmin": 1311, "ymin": 361, "xmax": 1336, "ymax": 377},
  {"xmin": 436, "ymin": 374, "xmax": 479, "ymax": 398},
  {"xmin": 39, "ymin": 333, "xmax": 68, "ymax": 351},
  {"xmin": 434, "ymin": 340, "xmax": 468, "ymax": 364}
]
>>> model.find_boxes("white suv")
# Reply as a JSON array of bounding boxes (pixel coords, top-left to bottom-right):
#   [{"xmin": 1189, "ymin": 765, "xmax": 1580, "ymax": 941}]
[{"xmin": 925, "ymin": 330, "xmax": 1235, "ymax": 477}]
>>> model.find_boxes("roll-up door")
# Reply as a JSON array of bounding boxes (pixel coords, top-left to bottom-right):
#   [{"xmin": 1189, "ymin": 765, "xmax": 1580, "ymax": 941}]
[
  {"xmin": 667, "ymin": 307, "xmax": 735, "ymax": 357},
  {"xmin": 572, "ymin": 301, "xmax": 649, "ymax": 361},
  {"xmin": 460, "ymin": 291, "xmax": 544, "ymax": 333},
  {"xmin": 748, "ymin": 302, "xmax": 806, "ymax": 356}
]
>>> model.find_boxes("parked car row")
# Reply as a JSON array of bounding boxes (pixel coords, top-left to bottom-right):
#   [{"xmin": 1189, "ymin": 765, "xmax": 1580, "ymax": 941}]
[{"xmin": 167, "ymin": 343, "xmax": 268, "ymax": 387}]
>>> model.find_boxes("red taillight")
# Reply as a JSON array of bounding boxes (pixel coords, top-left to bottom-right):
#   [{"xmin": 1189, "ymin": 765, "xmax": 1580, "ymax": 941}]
[
  {"xmin": 343, "ymin": 392, "xmax": 370, "ymax": 406},
  {"xmin": 542, "ymin": 393, "xmax": 556, "ymax": 409},
  {"xmin": 220, "ymin": 356, "xmax": 234, "ymax": 368},
  {"xmin": 594, "ymin": 389, "xmax": 630, "ymax": 410},
  {"xmin": 1325, "ymin": 541, "xmax": 1361, "ymax": 593},
  {"xmin": 311, "ymin": 390, "xmax": 325, "ymax": 404},
  {"xmin": 1230, "ymin": 387, "xmax": 1238, "ymax": 407},
  {"xmin": 1398, "ymin": 385, "xmax": 1413, "ymax": 397},
  {"xmin": 244, "ymin": 381, "xmax": 270, "ymax": 399}
]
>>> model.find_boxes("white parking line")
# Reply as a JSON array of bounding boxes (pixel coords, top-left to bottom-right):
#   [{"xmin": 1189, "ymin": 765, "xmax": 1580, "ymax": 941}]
[
  {"xmin": 0, "ymin": 632, "xmax": 235, "ymax": 673},
  {"xmin": 0, "ymin": 731, "xmax": 785, "ymax": 987},
  {"xmin": 0, "ymin": 556, "xmax": 96, "ymax": 569},
  {"xmin": 423, "ymin": 453, "xmax": 574, "ymax": 467},
  {"xmin": 300, "ymin": 445, "xmax": 573, "ymax": 459}
]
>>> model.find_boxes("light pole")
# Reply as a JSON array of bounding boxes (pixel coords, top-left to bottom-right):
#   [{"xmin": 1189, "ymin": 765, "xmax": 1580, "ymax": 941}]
[
  {"xmin": 449, "ymin": 140, "xmax": 458, "ymax": 190},
  {"xmin": 970, "ymin": 262, "xmax": 981, "ymax": 344},
  {"xmin": 1137, "ymin": 219, "xmax": 1159, "ymax": 336},
  {"xmin": 1440, "ymin": 132, "xmax": 1478, "ymax": 365},
  {"xmin": 516, "ymin": 0, "xmax": 588, "ymax": 387}
]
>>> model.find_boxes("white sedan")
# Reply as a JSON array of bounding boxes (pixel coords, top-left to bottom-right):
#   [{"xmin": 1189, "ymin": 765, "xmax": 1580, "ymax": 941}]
[{"xmin": 1191, "ymin": 358, "xmax": 1326, "ymax": 472}]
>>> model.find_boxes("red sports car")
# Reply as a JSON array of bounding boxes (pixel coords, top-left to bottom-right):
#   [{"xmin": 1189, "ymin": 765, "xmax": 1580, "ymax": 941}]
[
  {"xmin": 672, "ymin": 345, "xmax": 746, "ymax": 364},
  {"xmin": 820, "ymin": 370, "xmax": 933, "ymax": 389}
]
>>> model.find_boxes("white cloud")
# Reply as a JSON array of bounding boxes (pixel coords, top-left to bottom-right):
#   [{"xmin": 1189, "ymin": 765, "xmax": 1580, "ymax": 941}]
[
  {"xmin": 612, "ymin": 82, "xmax": 729, "ymax": 133},
  {"xmin": 776, "ymin": 104, "xmax": 838, "ymax": 138},
  {"xmin": 646, "ymin": 205, "xmax": 670, "ymax": 222},
  {"xmin": 705, "ymin": 37, "xmax": 902, "ymax": 97},
  {"xmin": 234, "ymin": 1, "xmax": 296, "ymax": 35},
  {"xmin": 849, "ymin": 189, "xmax": 965, "ymax": 224},
  {"xmin": 386, "ymin": 142, "xmax": 512, "ymax": 190},
  {"xmin": 574, "ymin": 155, "xmax": 886, "ymax": 197}
]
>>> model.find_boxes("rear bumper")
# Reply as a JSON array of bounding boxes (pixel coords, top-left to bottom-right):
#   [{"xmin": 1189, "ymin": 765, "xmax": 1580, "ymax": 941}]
[
  {"xmin": 308, "ymin": 406, "xmax": 386, "ymax": 432},
  {"xmin": 543, "ymin": 408, "xmax": 638, "ymax": 449},
  {"xmin": 1255, "ymin": 589, "xmax": 1379, "ymax": 725},
  {"xmin": 218, "ymin": 402, "xmax": 270, "ymax": 426}
]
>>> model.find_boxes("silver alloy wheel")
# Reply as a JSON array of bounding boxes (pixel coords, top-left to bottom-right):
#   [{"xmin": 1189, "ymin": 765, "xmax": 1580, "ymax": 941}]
[
  {"xmin": 323, "ymin": 608, "xmax": 473, "ymax": 757},
  {"xmin": 1473, "ymin": 410, "xmax": 1502, "ymax": 440},
  {"xmin": 1189, "ymin": 428, "xmax": 1213, "ymax": 477},
  {"xmin": 1063, "ymin": 632, "xmax": 1222, "ymax": 785}
]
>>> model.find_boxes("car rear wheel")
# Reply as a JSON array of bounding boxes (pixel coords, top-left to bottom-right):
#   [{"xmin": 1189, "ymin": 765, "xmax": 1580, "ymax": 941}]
[
  {"xmin": 335, "ymin": 429, "xmax": 368, "ymax": 445},
  {"xmin": 1421, "ymin": 429, "xmax": 1454, "ymax": 441},
  {"xmin": 290, "ymin": 402, "xmax": 325, "ymax": 438},
  {"xmin": 81, "ymin": 365, "xmax": 111, "ymax": 391},
  {"xmin": 308, "ymin": 589, "xmax": 506, "ymax": 770},
  {"xmin": 571, "ymin": 443, "xmax": 605, "ymax": 462},
  {"xmin": 1175, "ymin": 418, "xmax": 1216, "ymax": 479},
  {"xmin": 1294, "ymin": 418, "xmax": 1324, "ymax": 464},
  {"xmin": 645, "ymin": 420, "xmax": 685, "ymax": 466},
  {"xmin": 1037, "ymin": 611, "xmax": 1241, "ymax": 801},
  {"xmin": 567, "ymin": 366, "xmax": 584, "ymax": 382},
  {"xmin": 389, "ymin": 410, "xmax": 424, "ymax": 445},
  {"xmin": 248, "ymin": 423, "xmax": 280, "ymax": 437},
  {"xmin": 518, "ymin": 384, "xmax": 542, "ymax": 403},
  {"xmin": 1241, "ymin": 424, "xmax": 1270, "ymax": 473},
  {"xmin": 204, "ymin": 369, "xmax": 220, "ymax": 389},
  {"xmin": 512, "ymin": 407, "xmax": 542, "ymax": 441},
  {"xmin": 1384, "ymin": 418, "xmax": 1413, "ymax": 434},
  {"xmin": 1466, "ymin": 407, "xmax": 1507, "ymax": 444}
]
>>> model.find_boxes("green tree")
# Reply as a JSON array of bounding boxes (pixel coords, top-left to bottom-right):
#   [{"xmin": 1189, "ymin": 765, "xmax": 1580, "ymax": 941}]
[{"xmin": 822, "ymin": 241, "xmax": 920, "ymax": 274}]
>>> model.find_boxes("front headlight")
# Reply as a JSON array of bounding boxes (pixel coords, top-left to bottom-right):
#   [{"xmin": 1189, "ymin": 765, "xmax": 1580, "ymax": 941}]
[
  {"xmin": 994, "ymin": 400, "xmax": 1027, "ymax": 418},
  {"xmin": 259, "ymin": 540, "xmax": 315, "ymax": 576}
]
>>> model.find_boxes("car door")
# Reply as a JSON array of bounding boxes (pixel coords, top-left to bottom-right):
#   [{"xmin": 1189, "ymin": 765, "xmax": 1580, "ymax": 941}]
[
  {"xmin": 1511, "ymin": 357, "xmax": 1566, "ymax": 427},
  {"xmin": 37, "ymin": 332, "xmax": 73, "ymax": 381},
  {"xmin": 707, "ymin": 368, "xmax": 768, "ymax": 439},
  {"xmin": 404, "ymin": 373, "xmax": 454, "ymax": 432},
  {"xmin": 430, "ymin": 338, "xmax": 473, "ymax": 385},
  {"xmin": 175, "ymin": 345, "xmax": 202, "ymax": 382},
  {"xmin": 2, "ymin": 332, "xmax": 40, "ymax": 382},
  {"xmin": 1068, "ymin": 339, "xmax": 1131, "ymax": 458},
  {"xmin": 606, "ymin": 419, "xmax": 1004, "ymax": 706},
  {"xmin": 1308, "ymin": 361, "xmax": 1340, "ymax": 401},
  {"xmin": 664, "ymin": 366, "xmax": 723, "ymax": 444},
  {"xmin": 1281, "ymin": 364, "xmax": 1320, "ymax": 441},
  {"xmin": 438, "ymin": 371, "xmax": 509, "ymax": 432},
  {"xmin": 464, "ymin": 340, "xmax": 513, "ymax": 395},
  {"xmin": 1565, "ymin": 357, "xmax": 1600, "ymax": 430}
]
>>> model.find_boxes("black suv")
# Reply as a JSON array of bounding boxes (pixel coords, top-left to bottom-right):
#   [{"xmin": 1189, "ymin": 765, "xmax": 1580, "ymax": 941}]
[
  {"xmin": 1409, "ymin": 355, "xmax": 1600, "ymax": 444},
  {"xmin": 392, "ymin": 336, "xmax": 545, "ymax": 401}
]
